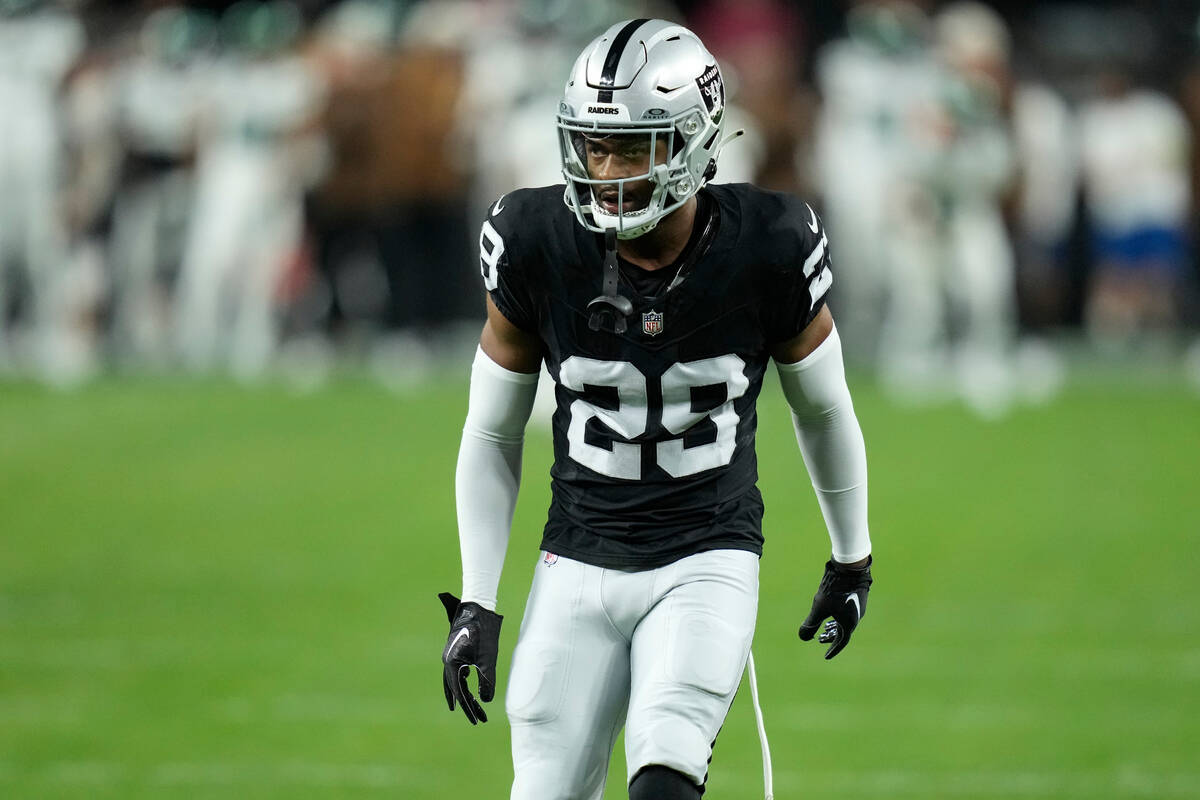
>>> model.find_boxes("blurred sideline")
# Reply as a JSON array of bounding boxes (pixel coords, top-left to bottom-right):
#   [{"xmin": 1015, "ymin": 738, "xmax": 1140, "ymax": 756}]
[{"xmin": 2, "ymin": 0, "xmax": 1199, "ymax": 417}]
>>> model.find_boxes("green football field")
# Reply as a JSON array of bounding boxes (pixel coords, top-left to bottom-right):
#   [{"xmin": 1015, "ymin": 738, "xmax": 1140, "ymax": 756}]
[{"xmin": 2, "ymin": 370, "xmax": 1198, "ymax": 799}]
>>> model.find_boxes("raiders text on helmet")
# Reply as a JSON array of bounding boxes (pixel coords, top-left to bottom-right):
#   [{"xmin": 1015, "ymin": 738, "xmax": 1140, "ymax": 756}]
[{"xmin": 558, "ymin": 19, "xmax": 729, "ymax": 239}]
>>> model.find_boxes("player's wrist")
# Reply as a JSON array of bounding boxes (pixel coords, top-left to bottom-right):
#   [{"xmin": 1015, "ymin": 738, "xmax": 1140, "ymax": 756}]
[{"xmin": 460, "ymin": 594, "xmax": 498, "ymax": 613}]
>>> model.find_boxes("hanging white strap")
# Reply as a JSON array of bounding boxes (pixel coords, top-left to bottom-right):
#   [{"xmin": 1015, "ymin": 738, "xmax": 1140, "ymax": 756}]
[
  {"xmin": 746, "ymin": 650, "xmax": 775, "ymax": 800},
  {"xmin": 720, "ymin": 128, "xmax": 746, "ymax": 149}
]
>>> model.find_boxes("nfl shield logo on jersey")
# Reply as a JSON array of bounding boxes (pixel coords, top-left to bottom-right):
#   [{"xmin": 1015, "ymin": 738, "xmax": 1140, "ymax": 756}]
[
  {"xmin": 642, "ymin": 310, "xmax": 664, "ymax": 337},
  {"xmin": 543, "ymin": 552, "xmax": 558, "ymax": 566}
]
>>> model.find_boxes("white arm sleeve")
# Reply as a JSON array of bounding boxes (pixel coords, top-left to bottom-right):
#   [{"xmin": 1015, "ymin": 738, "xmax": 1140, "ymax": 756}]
[
  {"xmin": 455, "ymin": 346, "xmax": 538, "ymax": 611},
  {"xmin": 775, "ymin": 325, "xmax": 871, "ymax": 563}
]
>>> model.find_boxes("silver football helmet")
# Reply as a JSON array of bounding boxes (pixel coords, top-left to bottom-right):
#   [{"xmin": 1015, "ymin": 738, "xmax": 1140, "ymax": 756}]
[{"xmin": 558, "ymin": 19, "xmax": 729, "ymax": 239}]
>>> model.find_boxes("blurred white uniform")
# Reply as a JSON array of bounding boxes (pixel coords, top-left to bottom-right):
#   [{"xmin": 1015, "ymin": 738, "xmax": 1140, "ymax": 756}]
[
  {"xmin": 451, "ymin": 13, "xmax": 578, "ymax": 221},
  {"xmin": 1078, "ymin": 90, "xmax": 1189, "ymax": 241},
  {"xmin": 1012, "ymin": 83, "xmax": 1078, "ymax": 257},
  {"xmin": 1078, "ymin": 89, "xmax": 1191, "ymax": 269},
  {"xmin": 174, "ymin": 54, "xmax": 325, "ymax": 375},
  {"xmin": 0, "ymin": 7, "xmax": 84, "ymax": 362},
  {"xmin": 934, "ymin": 82, "xmax": 1017, "ymax": 415},
  {"xmin": 110, "ymin": 50, "xmax": 212, "ymax": 364},
  {"xmin": 872, "ymin": 2, "xmax": 1019, "ymax": 416},
  {"xmin": 1077, "ymin": 86, "xmax": 1191, "ymax": 343},
  {"xmin": 813, "ymin": 11, "xmax": 939, "ymax": 359},
  {"xmin": 1009, "ymin": 82, "xmax": 1079, "ymax": 338}
]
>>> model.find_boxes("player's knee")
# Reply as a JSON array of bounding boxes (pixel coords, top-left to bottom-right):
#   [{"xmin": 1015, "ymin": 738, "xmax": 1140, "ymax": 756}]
[{"xmin": 628, "ymin": 765, "xmax": 702, "ymax": 800}]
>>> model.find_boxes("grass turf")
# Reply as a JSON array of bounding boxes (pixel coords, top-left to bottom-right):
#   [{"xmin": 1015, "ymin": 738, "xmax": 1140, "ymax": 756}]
[{"xmin": 1, "ymin": 373, "xmax": 1197, "ymax": 798}]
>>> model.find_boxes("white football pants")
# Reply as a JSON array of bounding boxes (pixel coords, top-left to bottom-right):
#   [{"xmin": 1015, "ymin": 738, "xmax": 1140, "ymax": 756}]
[{"xmin": 507, "ymin": 548, "xmax": 759, "ymax": 800}]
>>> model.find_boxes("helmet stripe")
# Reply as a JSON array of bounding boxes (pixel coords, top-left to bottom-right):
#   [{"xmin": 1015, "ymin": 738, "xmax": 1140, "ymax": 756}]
[{"xmin": 596, "ymin": 18, "xmax": 650, "ymax": 103}]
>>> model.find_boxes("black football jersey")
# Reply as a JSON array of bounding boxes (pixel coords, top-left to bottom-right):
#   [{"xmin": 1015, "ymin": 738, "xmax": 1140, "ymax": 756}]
[{"xmin": 479, "ymin": 183, "xmax": 832, "ymax": 569}]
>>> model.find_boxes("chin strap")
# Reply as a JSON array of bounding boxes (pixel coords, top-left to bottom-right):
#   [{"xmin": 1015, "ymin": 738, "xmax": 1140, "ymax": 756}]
[{"xmin": 587, "ymin": 228, "xmax": 633, "ymax": 333}]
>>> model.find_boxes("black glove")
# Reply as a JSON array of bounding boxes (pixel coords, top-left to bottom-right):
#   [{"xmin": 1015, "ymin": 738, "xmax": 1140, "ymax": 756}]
[
  {"xmin": 438, "ymin": 592, "xmax": 503, "ymax": 725},
  {"xmin": 798, "ymin": 556, "xmax": 873, "ymax": 660}
]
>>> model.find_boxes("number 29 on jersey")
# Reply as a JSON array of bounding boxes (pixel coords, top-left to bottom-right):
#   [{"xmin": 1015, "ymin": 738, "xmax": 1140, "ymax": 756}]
[{"xmin": 558, "ymin": 354, "xmax": 749, "ymax": 480}]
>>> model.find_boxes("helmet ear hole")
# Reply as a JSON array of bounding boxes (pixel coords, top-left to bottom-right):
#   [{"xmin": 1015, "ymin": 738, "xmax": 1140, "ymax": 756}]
[{"xmin": 702, "ymin": 159, "xmax": 717, "ymax": 182}]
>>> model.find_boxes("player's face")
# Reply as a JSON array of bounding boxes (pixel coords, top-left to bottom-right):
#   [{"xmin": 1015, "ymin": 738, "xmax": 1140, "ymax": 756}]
[{"xmin": 582, "ymin": 134, "xmax": 669, "ymax": 215}]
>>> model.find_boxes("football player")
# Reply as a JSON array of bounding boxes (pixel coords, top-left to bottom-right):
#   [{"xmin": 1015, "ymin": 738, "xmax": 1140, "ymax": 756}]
[{"xmin": 439, "ymin": 19, "xmax": 873, "ymax": 800}]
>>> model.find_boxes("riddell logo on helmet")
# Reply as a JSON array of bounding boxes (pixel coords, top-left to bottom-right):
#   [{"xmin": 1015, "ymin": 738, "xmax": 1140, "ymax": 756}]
[{"xmin": 587, "ymin": 105, "xmax": 620, "ymax": 115}]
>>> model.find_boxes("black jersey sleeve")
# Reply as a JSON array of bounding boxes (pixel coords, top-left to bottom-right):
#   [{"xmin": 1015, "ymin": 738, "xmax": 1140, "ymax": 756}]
[
  {"xmin": 763, "ymin": 196, "xmax": 834, "ymax": 344},
  {"xmin": 478, "ymin": 193, "xmax": 538, "ymax": 332}
]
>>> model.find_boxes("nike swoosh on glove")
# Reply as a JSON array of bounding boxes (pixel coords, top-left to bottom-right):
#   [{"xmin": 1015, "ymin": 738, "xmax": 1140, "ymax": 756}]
[
  {"xmin": 798, "ymin": 556, "xmax": 873, "ymax": 659},
  {"xmin": 439, "ymin": 592, "xmax": 503, "ymax": 724}
]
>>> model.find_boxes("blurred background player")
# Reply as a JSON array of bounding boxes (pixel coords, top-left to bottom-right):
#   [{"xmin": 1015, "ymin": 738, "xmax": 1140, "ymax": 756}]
[
  {"xmin": 304, "ymin": 0, "xmax": 474, "ymax": 383},
  {"xmin": 811, "ymin": 0, "xmax": 938, "ymax": 362},
  {"xmin": 884, "ymin": 0, "xmax": 1018, "ymax": 416},
  {"xmin": 0, "ymin": 0, "xmax": 85, "ymax": 373},
  {"xmin": 172, "ymin": 0, "xmax": 326, "ymax": 377},
  {"xmin": 1011, "ymin": 73, "xmax": 1079, "ymax": 335},
  {"xmin": 108, "ymin": 6, "xmax": 216, "ymax": 368},
  {"xmin": 1078, "ymin": 63, "xmax": 1192, "ymax": 352}
]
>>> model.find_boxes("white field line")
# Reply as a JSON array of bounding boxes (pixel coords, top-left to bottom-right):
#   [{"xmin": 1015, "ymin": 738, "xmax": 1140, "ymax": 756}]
[
  {"xmin": 0, "ymin": 761, "xmax": 435, "ymax": 789},
  {"xmin": 709, "ymin": 767, "xmax": 1200, "ymax": 798},
  {"xmin": 151, "ymin": 762, "xmax": 427, "ymax": 788},
  {"xmin": 766, "ymin": 701, "xmax": 1038, "ymax": 732},
  {"xmin": 762, "ymin": 699, "xmax": 1199, "ymax": 735},
  {"xmin": 0, "ymin": 634, "xmax": 432, "ymax": 670},
  {"xmin": 3, "ymin": 762, "xmax": 1199, "ymax": 796},
  {"xmin": 0, "ymin": 594, "xmax": 84, "ymax": 626},
  {"xmin": 0, "ymin": 693, "xmax": 428, "ymax": 727},
  {"xmin": 0, "ymin": 691, "xmax": 443, "ymax": 727},
  {"xmin": 878, "ymin": 604, "xmax": 1199, "ymax": 638},
  {"xmin": 755, "ymin": 645, "xmax": 1200, "ymax": 681},
  {"xmin": 0, "ymin": 706, "xmax": 84, "ymax": 725},
  {"xmin": 216, "ymin": 693, "xmax": 412, "ymax": 725},
  {"xmin": 41, "ymin": 761, "xmax": 127, "ymax": 784}
]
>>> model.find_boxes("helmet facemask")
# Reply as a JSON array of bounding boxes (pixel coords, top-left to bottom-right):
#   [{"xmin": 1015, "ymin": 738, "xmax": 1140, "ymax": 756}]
[{"xmin": 558, "ymin": 110, "xmax": 716, "ymax": 240}]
